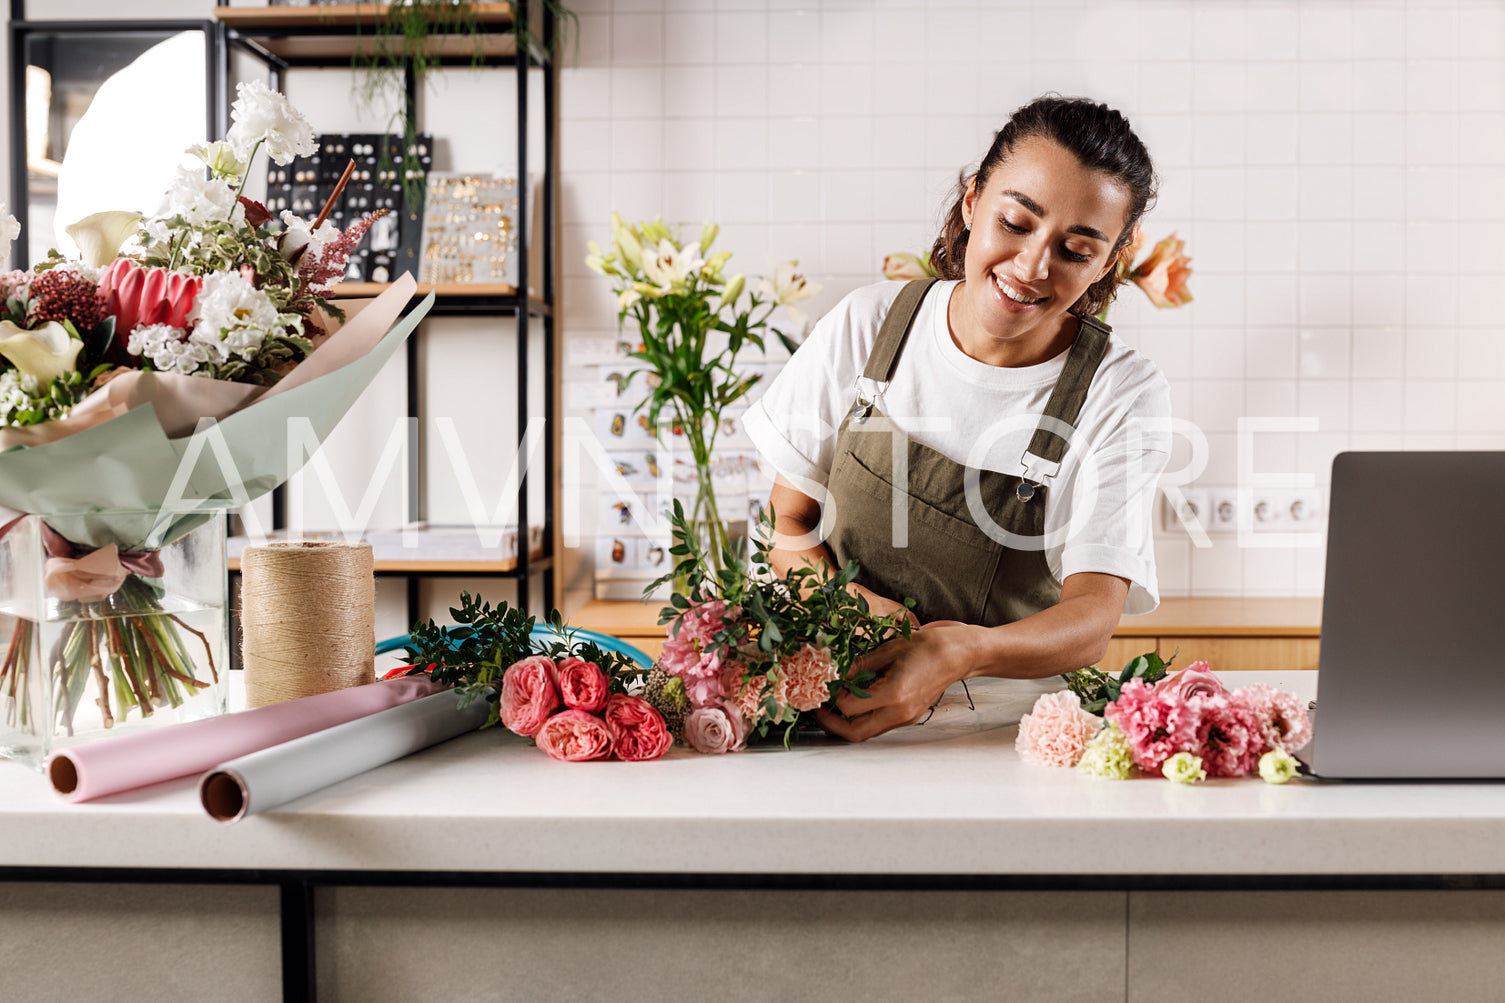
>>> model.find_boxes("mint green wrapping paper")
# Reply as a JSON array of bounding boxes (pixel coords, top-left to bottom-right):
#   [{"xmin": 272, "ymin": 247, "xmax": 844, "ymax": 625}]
[{"xmin": 0, "ymin": 277, "xmax": 434, "ymax": 549}]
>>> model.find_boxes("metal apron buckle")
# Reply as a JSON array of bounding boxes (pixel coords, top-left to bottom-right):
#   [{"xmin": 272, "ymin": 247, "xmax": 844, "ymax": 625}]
[{"xmin": 1016, "ymin": 480, "xmax": 1038, "ymax": 502}]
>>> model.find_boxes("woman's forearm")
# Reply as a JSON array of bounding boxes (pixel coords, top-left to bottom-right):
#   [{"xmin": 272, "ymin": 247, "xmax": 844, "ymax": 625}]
[{"xmin": 961, "ymin": 592, "xmax": 1121, "ymax": 681}]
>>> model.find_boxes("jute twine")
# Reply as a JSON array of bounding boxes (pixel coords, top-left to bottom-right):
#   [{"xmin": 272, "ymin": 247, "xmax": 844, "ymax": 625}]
[{"xmin": 240, "ymin": 540, "xmax": 375, "ymax": 708}]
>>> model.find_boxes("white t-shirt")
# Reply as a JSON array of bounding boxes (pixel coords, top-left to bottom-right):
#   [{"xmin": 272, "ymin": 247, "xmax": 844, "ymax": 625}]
[{"xmin": 745, "ymin": 279, "xmax": 1172, "ymax": 616}]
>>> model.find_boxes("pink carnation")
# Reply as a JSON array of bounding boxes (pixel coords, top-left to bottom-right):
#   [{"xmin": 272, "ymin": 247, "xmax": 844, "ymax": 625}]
[
  {"xmin": 727, "ymin": 668, "xmax": 781, "ymax": 724},
  {"xmin": 1233, "ymin": 683, "xmax": 1313, "ymax": 753},
  {"xmin": 1155, "ymin": 661, "xmax": 1228, "ymax": 702},
  {"xmin": 1194, "ymin": 693, "xmax": 1263, "ymax": 777},
  {"xmin": 1016, "ymin": 690, "xmax": 1104, "ymax": 767},
  {"xmin": 557, "ymin": 656, "xmax": 609, "ymax": 713},
  {"xmin": 684, "ymin": 702, "xmax": 749, "ymax": 754},
  {"xmin": 776, "ymin": 644, "xmax": 840, "ymax": 713},
  {"xmin": 535, "ymin": 709, "xmax": 613, "ymax": 762},
  {"xmin": 1105, "ymin": 678, "xmax": 1201, "ymax": 772},
  {"xmin": 602, "ymin": 693, "xmax": 672, "ymax": 761},
  {"xmin": 498, "ymin": 655, "xmax": 561, "ymax": 738},
  {"xmin": 659, "ymin": 599, "xmax": 739, "ymax": 706}
]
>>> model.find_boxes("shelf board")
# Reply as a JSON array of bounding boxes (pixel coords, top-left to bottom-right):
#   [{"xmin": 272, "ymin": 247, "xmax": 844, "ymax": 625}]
[
  {"xmin": 229, "ymin": 547, "xmax": 546, "ymax": 576},
  {"xmin": 334, "ymin": 281, "xmax": 515, "ymax": 297},
  {"xmin": 217, "ymin": 3, "xmax": 518, "ymax": 63}
]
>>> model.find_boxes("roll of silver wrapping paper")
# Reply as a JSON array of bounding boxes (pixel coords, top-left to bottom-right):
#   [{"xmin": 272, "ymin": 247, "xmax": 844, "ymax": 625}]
[{"xmin": 198, "ymin": 687, "xmax": 491, "ymax": 823}]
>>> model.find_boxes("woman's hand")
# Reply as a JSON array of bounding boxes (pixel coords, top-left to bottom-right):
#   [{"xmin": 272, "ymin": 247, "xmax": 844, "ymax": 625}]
[
  {"xmin": 812, "ymin": 623, "xmax": 987, "ymax": 742},
  {"xmin": 850, "ymin": 581, "xmax": 920, "ymax": 628}
]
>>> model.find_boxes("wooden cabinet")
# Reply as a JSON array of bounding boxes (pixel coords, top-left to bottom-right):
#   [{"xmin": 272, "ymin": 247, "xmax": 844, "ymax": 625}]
[{"xmin": 574, "ymin": 597, "xmax": 1324, "ymax": 672}]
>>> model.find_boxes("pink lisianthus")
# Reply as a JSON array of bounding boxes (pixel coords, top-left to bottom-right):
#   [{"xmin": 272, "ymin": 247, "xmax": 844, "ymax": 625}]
[
  {"xmin": 603, "ymin": 693, "xmax": 672, "ymax": 761},
  {"xmin": 1016, "ymin": 690, "xmax": 1104, "ymax": 767},
  {"xmin": 556, "ymin": 656, "xmax": 610, "ymax": 713},
  {"xmin": 684, "ymin": 703, "xmax": 749, "ymax": 754},
  {"xmin": 1155, "ymin": 661, "xmax": 1227, "ymax": 702},
  {"xmin": 1105, "ymin": 678, "xmax": 1201, "ymax": 772},
  {"xmin": 777, "ymin": 644, "xmax": 840, "ymax": 713},
  {"xmin": 498, "ymin": 655, "xmax": 561, "ymax": 738},
  {"xmin": 1193, "ymin": 693, "xmax": 1263, "ymax": 777},
  {"xmin": 1233, "ymin": 683, "xmax": 1313, "ymax": 753},
  {"xmin": 535, "ymin": 709, "xmax": 614, "ymax": 762},
  {"xmin": 658, "ymin": 599, "xmax": 739, "ymax": 706}
]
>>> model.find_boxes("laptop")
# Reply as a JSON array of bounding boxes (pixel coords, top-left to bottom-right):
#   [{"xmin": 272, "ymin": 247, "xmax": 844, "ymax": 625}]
[{"xmin": 1296, "ymin": 451, "xmax": 1505, "ymax": 779}]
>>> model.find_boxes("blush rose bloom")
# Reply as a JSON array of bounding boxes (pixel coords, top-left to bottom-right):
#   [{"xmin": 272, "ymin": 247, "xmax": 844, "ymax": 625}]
[
  {"xmin": 557, "ymin": 656, "xmax": 610, "ymax": 713},
  {"xmin": 535, "ymin": 709, "xmax": 614, "ymax": 762},
  {"xmin": 1130, "ymin": 232, "xmax": 1193, "ymax": 308},
  {"xmin": 1155, "ymin": 661, "xmax": 1227, "ymax": 702},
  {"xmin": 498, "ymin": 655, "xmax": 561, "ymax": 738},
  {"xmin": 777, "ymin": 644, "xmax": 840, "ymax": 713},
  {"xmin": 602, "ymin": 693, "xmax": 672, "ymax": 761},
  {"xmin": 1016, "ymin": 690, "xmax": 1104, "ymax": 768},
  {"xmin": 684, "ymin": 703, "xmax": 750, "ymax": 755}
]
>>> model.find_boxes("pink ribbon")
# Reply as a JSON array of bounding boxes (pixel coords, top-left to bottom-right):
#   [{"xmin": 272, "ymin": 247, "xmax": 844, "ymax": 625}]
[{"xmin": 38, "ymin": 522, "xmax": 165, "ymax": 604}]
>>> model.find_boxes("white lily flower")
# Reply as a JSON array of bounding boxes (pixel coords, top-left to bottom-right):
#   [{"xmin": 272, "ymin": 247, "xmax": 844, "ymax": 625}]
[
  {"xmin": 0, "ymin": 320, "xmax": 82, "ymax": 386},
  {"xmin": 760, "ymin": 261, "xmax": 821, "ymax": 335},
  {"xmin": 64, "ymin": 210, "xmax": 145, "ymax": 268},
  {"xmin": 641, "ymin": 239, "xmax": 703, "ymax": 293}
]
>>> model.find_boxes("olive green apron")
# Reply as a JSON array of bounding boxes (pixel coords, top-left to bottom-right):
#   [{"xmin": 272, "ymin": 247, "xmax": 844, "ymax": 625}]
[{"xmin": 826, "ymin": 278, "xmax": 1112, "ymax": 626}]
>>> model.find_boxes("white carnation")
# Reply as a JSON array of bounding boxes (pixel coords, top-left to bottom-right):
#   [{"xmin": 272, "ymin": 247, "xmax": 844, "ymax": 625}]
[
  {"xmin": 226, "ymin": 80, "xmax": 317, "ymax": 167},
  {"xmin": 165, "ymin": 167, "xmax": 244, "ymax": 227},
  {"xmin": 187, "ymin": 271, "xmax": 292, "ymax": 363},
  {"xmin": 127, "ymin": 324, "xmax": 207, "ymax": 376}
]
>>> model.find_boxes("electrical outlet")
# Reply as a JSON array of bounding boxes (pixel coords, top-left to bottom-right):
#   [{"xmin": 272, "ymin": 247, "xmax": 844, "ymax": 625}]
[{"xmin": 1160, "ymin": 488, "xmax": 1208, "ymax": 532}]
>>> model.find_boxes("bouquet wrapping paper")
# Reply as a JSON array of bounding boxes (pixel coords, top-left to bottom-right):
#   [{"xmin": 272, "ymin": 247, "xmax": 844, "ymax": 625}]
[
  {"xmin": 199, "ymin": 686, "xmax": 490, "ymax": 823},
  {"xmin": 46, "ymin": 675, "xmax": 443, "ymax": 802}
]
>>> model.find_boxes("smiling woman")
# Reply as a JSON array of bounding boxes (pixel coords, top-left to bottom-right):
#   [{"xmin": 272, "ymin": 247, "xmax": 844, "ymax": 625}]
[{"xmin": 742, "ymin": 94, "xmax": 1172, "ymax": 743}]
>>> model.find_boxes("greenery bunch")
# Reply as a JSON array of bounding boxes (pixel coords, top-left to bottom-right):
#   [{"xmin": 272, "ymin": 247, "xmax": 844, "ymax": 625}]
[{"xmin": 1062, "ymin": 649, "xmax": 1177, "ymax": 716}]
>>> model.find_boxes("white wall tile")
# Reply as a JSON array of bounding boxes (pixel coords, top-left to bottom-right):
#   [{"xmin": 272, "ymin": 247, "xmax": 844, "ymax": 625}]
[
  {"xmin": 1191, "ymin": 115, "xmax": 1246, "ymax": 167},
  {"xmin": 610, "ymin": 66, "xmax": 664, "ymax": 117},
  {"xmin": 1298, "ymin": 6, "xmax": 1353, "ymax": 60},
  {"xmin": 1299, "ymin": 325, "xmax": 1352, "ymax": 377},
  {"xmin": 1456, "ymin": 328, "xmax": 1505, "ymax": 377},
  {"xmin": 1192, "ymin": 379, "xmax": 1247, "ymax": 433},
  {"xmin": 715, "ymin": 65, "xmax": 770, "ymax": 117},
  {"xmin": 1405, "ymin": 114, "xmax": 1461, "ymax": 167},
  {"xmin": 714, "ymin": 117, "xmax": 769, "ymax": 171},
  {"xmin": 821, "ymin": 63, "xmax": 875, "ymax": 116},
  {"xmin": 1406, "ymin": 5, "xmax": 1460, "ymax": 59},
  {"xmin": 1351, "ymin": 6, "xmax": 1407, "ymax": 59},
  {"xmin": 1459, "ymin": 61, "xmax": 1505, "ymax": 113},
  {"xmin": 1406, "ymin": 61, "xmax": 1460, "ymax": 112},
  {"xmin": 1245, "ymin": 6, "xmax": 1300, "ymax": 61},
  {"xmin": 1245, "ymin": 380, "xmax": 1299, "ymax": 419},
  {"xmin": 1193, "ymin": 327, "xmax": 1245, "ymax": 380},
  {"xmin": 1245, "ymin": 115, "xmax": 1300, "ymax": 164},
  {"xmin": 664, "ymin": 13, "xmax": 714, "ymax": 64},
  {"xmin": 1351, "ymin": 380, "xmax": 1406, "ymax": 431},
  {"xmin": 1245, "ymin": 327, "xmax": 1299, "ymax": 379},
  {"xmin": 1246, "ymin": 274, "xmax": 1299, "ymax": 326},
  {"xmin": 1298, "ymin": 221, "xmax": 1352, "ymax": 273},
  {"xmin": 1299, "ymin": 62, "xmax": 1353, "ymax": 113},
  {"xmin": 612, "ymin": 14, "xmax": 664, "ymax": 65},
  {"xmin": 1403, "ymin": 380, "xmax": 1459, "ymax": 432},
  {"xmin": 1351, "ymin": 61, "xmax": 1407, "ymax": 114},
  {"xmin": 1457, "ymin": 383, "xmax": 1505, "ymax": 433},
  {"xmin": 1351, "ymin": 326, "xmax": 1407, "ymax": 379},
  {"xmin": 817, "ymin": 8, "xmax": 874, "ymax": 63},
  {"xmin": 717, "ymin": 11, "xmax": 769, "ymax": 64},
  {"xmin": 1299, "ymin": 276, "xmax": 1353, "ymax": 328},
  {"xmin": 1140, "ymin": 63, "xmax": 1194, "ymax": 114},
  {"xmin": 1244, "ymin": 62, "xmax": 1301, "ymax": 113},
  {"xmin": 1352, "ymin": 112, "xmax": 1407, "ymax": 164},
  {"xmin": 1298, "ymin": 381, "xmax": 1351, "ymax": 433},
  {"xmin": 768, "ymin": 10, "xmax": 820, "ymax": 64},
  {"xmin": 663, "ymin": 67, "xmax": 715, "ymax": 117},
  {"xmin": 662, "ymin": 117, "xmax": 716, "ymax": 172},
  {"xmin": 1299, "ymin": 114, "xmax": 1352, "ymax": 165},
  {"xmin": 1351, "ymin": 275, "xmax": 1406, "ymax": 328},
  {"xmin": 1404, "ymin": 327, "xmax": 1460, "ymax": 380},
  {"xmin": 766, "ymin": 64, "xmax": 822, "ymax": 118}
]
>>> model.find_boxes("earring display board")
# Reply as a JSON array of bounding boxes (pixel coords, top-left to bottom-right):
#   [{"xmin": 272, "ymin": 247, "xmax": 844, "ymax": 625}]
[
  {"xmin": 417, "ymin": 170, "xmax": 540, "ymax": 291},
  {"xmin": 264, "ymin": 131, "xmax": 433, "ymax": 284}
]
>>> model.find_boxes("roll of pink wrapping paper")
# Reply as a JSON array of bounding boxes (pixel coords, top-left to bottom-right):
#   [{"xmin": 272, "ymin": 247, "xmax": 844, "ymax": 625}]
[{"xmin": 45, "ymin": 675, "xmax": 443, "ymax": 802}]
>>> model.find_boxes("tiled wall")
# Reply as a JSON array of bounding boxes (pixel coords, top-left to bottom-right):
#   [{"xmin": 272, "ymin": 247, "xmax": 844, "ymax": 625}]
[{"xmin": 557, "ymin": 0, "xmax": 1505, "ymax": 609}]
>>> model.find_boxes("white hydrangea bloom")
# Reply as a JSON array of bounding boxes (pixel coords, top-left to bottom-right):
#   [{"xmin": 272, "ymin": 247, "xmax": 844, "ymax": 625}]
[
  {"xmin": 187, "ymin": 271, "xmax": 290, "ymax": 363},
  {"xmin": 226, "ymin": 80, "xmax": 317, "ymax": 167},
  {"xmin": 126, "ymin": 324, "xmax": 208, "ymax": 376}
]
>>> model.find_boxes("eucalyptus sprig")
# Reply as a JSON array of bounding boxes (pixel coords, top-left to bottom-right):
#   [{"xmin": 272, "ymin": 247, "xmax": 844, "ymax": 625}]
[
  {"xmin": 1063, "ymin": 649, "xmax": 1177, "ymax": 716},
  {"xmin": 403, "ymin": 593, "xmax": 644, "ymax": 726}
]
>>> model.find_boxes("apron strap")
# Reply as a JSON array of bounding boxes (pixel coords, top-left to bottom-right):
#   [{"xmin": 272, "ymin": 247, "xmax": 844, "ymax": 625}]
[
  {"xmin": 861, "ymin": 278, "xmax": 938, "ymax": 383},
  {"xmin": 1021, "ymin": 311, "xmax": 1113, "ymax": 478}
]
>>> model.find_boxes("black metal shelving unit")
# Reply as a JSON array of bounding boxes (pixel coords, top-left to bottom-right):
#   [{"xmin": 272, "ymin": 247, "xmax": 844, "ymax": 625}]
[
  {"xmin": 6, "ymin": 2, "xmax": 559, "ymax": 626},
  {"xmin": 215, "ymin": 3, "xmax": 558, "ymax": 626}
]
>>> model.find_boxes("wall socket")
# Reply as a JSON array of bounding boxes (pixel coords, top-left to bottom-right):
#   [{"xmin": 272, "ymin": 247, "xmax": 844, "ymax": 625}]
[{"xmin": 1161, "ymin": 487, "xmax": 1324, "ymax": 534}]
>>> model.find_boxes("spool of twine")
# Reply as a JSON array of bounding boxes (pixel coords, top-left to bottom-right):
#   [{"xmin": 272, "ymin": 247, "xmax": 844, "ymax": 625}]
[{"xmin": 240, "ymin": 541, "xmax": 376, "ymax": 708}]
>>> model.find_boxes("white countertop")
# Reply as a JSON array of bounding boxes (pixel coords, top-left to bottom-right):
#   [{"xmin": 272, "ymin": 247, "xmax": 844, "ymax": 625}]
[{"xmin": 4, "ymin": 671, "xmax": 1505, "ymax": 877}]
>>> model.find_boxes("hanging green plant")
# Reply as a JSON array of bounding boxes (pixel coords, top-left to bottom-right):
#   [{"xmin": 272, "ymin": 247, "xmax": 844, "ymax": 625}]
[{"xmin": 352, "ymin": 0, "xmax": 578, "ymax": 205}]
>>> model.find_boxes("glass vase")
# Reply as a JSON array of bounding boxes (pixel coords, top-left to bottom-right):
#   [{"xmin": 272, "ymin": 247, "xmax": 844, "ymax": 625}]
[
  {"xmin": 0, "ymin": 510, "xmax": 229, "ymax": 770},
  {"xmin": 669, "ymin": 451, "xmax": 749, "ymax": 596}
]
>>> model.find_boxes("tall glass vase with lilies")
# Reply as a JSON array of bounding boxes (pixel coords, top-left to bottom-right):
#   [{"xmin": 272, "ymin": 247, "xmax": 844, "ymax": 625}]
[{"xmin": 586, "ymin": 214, "xmax": 817, "ymax": 584}]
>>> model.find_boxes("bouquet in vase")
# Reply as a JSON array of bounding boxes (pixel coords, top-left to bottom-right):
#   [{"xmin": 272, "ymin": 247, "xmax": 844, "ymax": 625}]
[{"xmin": 0, "ymin": 81, "xmax": 434, "ymax": 767}]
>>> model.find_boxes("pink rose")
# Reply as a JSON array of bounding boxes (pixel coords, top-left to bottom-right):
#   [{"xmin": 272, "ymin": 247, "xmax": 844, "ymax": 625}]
[
  {"xmin": 498, "ymin": 655, "xmax": 561, "ymax": 738},
  {"xmin": 535, "ymin": 709, "xmax": 614, "ymax": 762},
  {"xmin": 1155, "ymin": 661, "xmax": 1227, "ymax": 702},
  {"xmin": 684, "ymin": 703, "xmax": 749, "ymax": 754},
  {"xmin": 1016, "ymin": 690, "xmax": 1103, "ymax": 767},
  {"xmin": 602, "ymin": 693, "xmax": 672, "ymax": 761},
  {"xmin": 557, "ymin": 656, "xmax": 609, "ymax": 713},
  {"xmin": 776, "ymin": 644, "xmax": 840, "ymax": 713}
]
